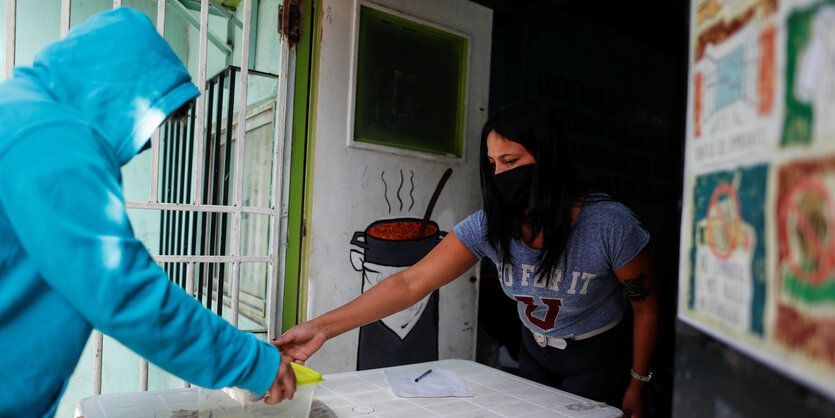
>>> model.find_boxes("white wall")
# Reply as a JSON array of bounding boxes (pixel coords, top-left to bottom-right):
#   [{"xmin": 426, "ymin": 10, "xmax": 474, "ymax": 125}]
[{"xmin": 303, "ymin": 0, "xmax": 492, "ymax": 373}]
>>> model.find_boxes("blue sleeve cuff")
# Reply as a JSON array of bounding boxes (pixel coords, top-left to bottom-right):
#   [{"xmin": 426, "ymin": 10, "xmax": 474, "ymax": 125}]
[{"xmin": 242, "ymin": 340, "xmax": 281, "ymax": 397}]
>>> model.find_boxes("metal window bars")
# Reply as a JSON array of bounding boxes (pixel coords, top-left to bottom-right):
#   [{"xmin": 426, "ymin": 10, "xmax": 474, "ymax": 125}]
[
  {"xmin": 159, "ymin": 100, "xmax": 196, "ymax": 296},
  {"xmin": 155, "ymin": 66, "xmax": 279, "ymax": 319},
  {"xmin": 124, "ymin": 61, "xmax": 284, "ymax": 392},
  {"xmin": 5, "ymin": 0, "xmax": 16, "ymax": 78}
]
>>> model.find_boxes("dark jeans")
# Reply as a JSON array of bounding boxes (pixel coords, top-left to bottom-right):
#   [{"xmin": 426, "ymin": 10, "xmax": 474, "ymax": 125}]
[{"xmin": 518, "ymin": 316, "xmax": 632, "ymax": 407}]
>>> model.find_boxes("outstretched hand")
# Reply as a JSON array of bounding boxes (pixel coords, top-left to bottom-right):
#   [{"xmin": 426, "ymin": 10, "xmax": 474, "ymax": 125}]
[
  {"xmin": 250, "ymin": 352, "xmax": 296, "ymax": 405},
  {"xmin": 271, "ymin": 321, "xmax": 328, "ymax": 364}
]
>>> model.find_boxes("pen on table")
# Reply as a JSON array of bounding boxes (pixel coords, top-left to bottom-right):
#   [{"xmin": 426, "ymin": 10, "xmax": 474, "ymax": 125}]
[{"xmin": 415, "ymin": 369, "xmax": 433, "ymax": 382}]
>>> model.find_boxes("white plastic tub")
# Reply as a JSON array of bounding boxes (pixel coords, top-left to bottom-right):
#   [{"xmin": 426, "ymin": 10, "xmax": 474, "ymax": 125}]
[
  {"xmin": 75, "ymin": 388, "xmax": 198, "ymax": 418},
  {"xmin": 197, "ymin": 382, "xmax": 317, "ymax": 417},
  {"xmin": 76, "ymin": 363, "xmax": 323, "ymax": 418}
]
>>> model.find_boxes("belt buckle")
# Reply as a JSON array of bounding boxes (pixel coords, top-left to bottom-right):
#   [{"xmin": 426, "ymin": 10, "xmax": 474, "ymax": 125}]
[{"xmin": 533, "ymin": 331, "xmax": 549, "ymax": 348}]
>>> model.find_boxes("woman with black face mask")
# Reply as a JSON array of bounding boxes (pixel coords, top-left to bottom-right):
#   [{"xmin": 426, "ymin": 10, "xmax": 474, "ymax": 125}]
[{"xmin": 275, "ymin": 99, "xmax": 659, "ymax": 418}]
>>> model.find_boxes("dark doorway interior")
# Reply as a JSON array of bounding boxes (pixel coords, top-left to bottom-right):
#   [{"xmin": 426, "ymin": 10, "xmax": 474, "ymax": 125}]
[{"xmin": 472, "ymin": 1, "xmax": 835, "ymax": 417}]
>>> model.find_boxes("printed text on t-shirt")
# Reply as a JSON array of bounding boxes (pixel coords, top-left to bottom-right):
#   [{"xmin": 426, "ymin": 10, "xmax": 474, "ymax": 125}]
[{"xmin": 498, "ymin": 263, "xmax": 597, "ymax": 294}]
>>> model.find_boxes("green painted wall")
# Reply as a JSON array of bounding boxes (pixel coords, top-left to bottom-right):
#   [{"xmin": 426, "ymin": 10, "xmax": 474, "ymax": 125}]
[{"xmin": 283, "ymin": 0, "xmax": 315, "ymax": 332}]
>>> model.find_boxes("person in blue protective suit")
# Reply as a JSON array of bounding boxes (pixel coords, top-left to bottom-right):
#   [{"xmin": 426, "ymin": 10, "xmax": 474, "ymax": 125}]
[{"xmin": 0, "ymin": 8, "xmax": 294, "ymax": 417}]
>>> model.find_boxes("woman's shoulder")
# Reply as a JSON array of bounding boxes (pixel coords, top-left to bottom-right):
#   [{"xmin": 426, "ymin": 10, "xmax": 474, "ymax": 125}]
[
  {"xmin": 579, "ymin": 194, "xmax": 641, "ymax": 224},
  {"xmin": 454, "ymin": 209, "xmax": 487, "ymax": 233},
  {"xmin": 453, "ymin": 209, "xmax": 491, "ymax": 258}
]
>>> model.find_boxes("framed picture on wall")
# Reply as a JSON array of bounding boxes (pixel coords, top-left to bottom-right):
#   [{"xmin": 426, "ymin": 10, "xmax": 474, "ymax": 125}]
[{"xmin": 347, "ymin": 1, "xmax": 470, "ymax": 161}]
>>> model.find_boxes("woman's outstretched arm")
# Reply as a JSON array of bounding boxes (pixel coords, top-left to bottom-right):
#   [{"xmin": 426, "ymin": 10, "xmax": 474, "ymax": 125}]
[{"xmin": 273, "ymin": 231, "xmax": 479, "ymax": 362}]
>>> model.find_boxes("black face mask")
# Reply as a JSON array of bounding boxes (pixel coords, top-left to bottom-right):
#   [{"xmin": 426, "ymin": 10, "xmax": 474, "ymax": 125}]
[{"xmin": 493, "ymin": 164, "xmax": 535, "ymax": 212}]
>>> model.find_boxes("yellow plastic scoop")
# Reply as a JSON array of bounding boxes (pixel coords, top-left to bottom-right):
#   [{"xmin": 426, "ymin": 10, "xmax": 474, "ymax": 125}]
[{"xmin": 291, "ymin": 362, "xmax": 324, "ymax": 386}]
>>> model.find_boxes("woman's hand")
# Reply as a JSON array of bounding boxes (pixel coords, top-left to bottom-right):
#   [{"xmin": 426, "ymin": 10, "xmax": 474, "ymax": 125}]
[
  {"xmin": 620, "ymin": 380, "xmax": 647, "ymax": 417},
  {"xmin": 250, "ymin": 353, "xmax": 297, "ymax": 405},
  {"xmin": 272, "ymin": 321, "xmax": 328, "ymax": 364}
]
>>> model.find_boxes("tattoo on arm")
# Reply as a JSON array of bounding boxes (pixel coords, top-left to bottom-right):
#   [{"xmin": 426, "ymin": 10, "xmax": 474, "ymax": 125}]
[{"xmin": 623, "ymin": 272, "xmax": 651, "ymax": 302}]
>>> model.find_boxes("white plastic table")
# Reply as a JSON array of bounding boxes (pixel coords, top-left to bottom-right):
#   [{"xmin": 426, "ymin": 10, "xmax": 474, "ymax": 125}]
[
  {"xmin": 76, "ymin": 359, "xmax": 622, "ymax": 418},
  {"xmin": 311, "ymin": 359, "xmax": 622, "ymax": 418}
]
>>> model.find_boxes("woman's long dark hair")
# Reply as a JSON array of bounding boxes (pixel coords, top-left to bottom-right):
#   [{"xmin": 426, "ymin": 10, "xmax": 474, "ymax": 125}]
[{"xmin": 480, "ymin": 98, "xmax": 593, "ymax": 283}]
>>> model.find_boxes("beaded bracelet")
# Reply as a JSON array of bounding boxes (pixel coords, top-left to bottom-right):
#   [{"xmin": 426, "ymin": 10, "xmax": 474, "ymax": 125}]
[{"xmin": 630, "ymin": 369, "xmax": 653, "ymax": 382}]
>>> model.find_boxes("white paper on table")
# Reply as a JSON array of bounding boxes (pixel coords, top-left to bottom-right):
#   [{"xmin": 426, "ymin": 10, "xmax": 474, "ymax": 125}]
[{"xmin": 384, "ymin": 368, "xmax": 474, "ymax": 398}]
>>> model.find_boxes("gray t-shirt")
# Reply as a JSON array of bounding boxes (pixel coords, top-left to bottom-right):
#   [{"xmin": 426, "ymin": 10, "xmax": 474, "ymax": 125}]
[{"xmin": 453, "ymin": 199, "xmax": 649, "ymax": 337}]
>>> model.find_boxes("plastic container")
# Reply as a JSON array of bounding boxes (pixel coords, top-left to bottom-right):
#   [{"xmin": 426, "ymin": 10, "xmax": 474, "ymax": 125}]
[
  {"xmin": 76, "ymin": 388, "xmax": 198, "ymax": 418},
  {"xmin": 76, "ymin": 363, "xmax": 322, "ymax": 418},
  {"xmin": 197, "ymin": 362, "xmax": 323, "ymax": 417}
]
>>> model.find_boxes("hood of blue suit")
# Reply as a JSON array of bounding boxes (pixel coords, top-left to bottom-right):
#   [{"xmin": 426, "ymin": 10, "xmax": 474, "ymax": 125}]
[{"xmin": 13, "ymin": 7, "xmax": 199, "ymax": 166}]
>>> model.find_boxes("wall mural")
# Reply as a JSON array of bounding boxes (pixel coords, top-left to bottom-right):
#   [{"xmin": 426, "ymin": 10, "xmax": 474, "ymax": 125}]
[
  {"xmin": 688, "ymin": 166, "xmax": 768, "ymax": 335},
  {"xmin": 349, "ymin": 168, "xmax": 452, "ymax": 370},
  {"xmin": 681, "ymin": 0, "xmax": 835, "ymax": 401},
  {"xmin": 774, "ymin": 156, "xmax": 835, "ymax": 366}
]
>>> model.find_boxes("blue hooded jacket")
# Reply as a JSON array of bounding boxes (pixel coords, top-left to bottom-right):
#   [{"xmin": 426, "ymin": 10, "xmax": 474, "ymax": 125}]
[{"xmin": 0, "ymin": 8, "xmax": 279, "ymax": 416}]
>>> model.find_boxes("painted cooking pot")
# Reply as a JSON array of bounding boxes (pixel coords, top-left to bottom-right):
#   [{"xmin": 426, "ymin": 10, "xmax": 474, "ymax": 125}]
[
  {"xmin": 350, "ymin": 217, "xmax": 447, "ymax": 267},
  {"xmin": 351, "ymin": 217, "xmax": 446, "ymax": 370}
]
